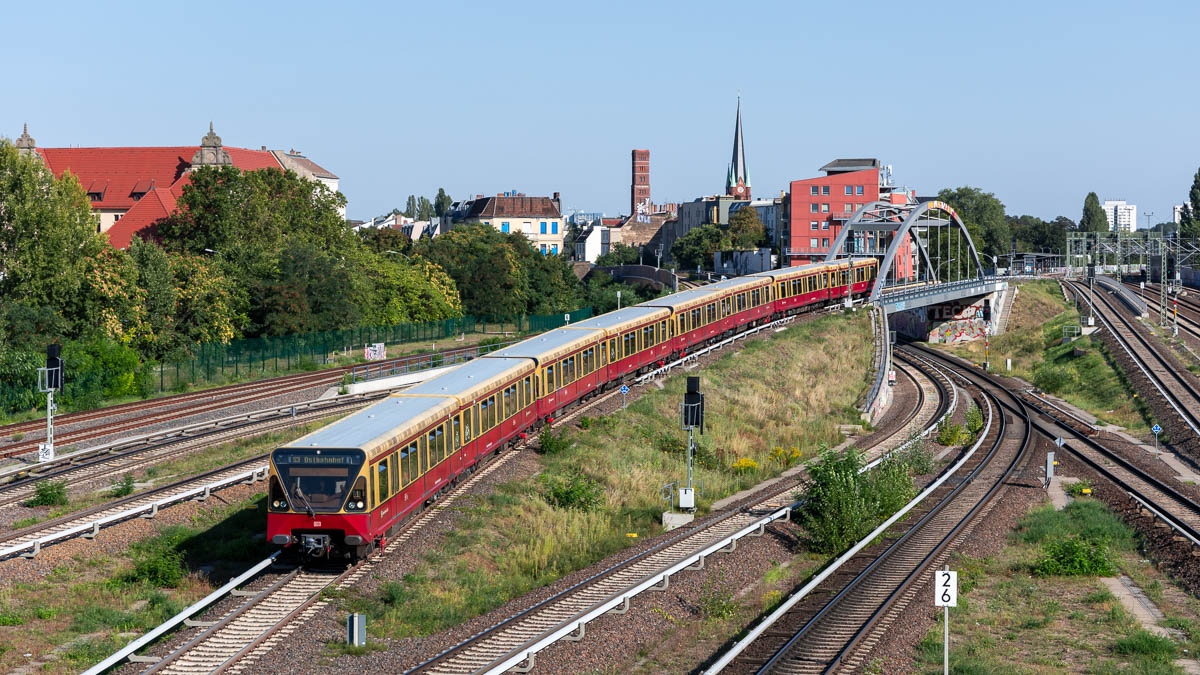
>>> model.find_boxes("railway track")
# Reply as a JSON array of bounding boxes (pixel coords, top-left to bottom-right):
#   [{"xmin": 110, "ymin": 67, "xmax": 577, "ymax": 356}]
[
  {"xmin": 401, "ymin": 350, "xmax": 953, "ymax": 675},
  {"xmin": 1069, "ymin": 280, "xmax": 1200, "ymax": 439},
  {"xmin": 710, "ymin": 350, "xmax": 1028, "ymax": 674},
  {"xmin": 0, "ymin": 395, "xmax": 375, "ymax": 510},
  {"xmin": 0, "ymin": 339, "xmax": 520, "ymax": 460},
  {"xmin": 105, "ymin": 446, "xmax": 525, "ymax": 675},
  {"xmin": 87, "ymin": 310, "xmax": 846, "ymax": 675}
]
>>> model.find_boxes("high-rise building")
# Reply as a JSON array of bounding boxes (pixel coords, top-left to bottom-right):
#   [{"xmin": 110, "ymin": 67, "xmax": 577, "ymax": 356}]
[
  {"xmin": 725, "ymin": 98, "xmax": 750, "ymax": 199},
  {"xmin": 1101, "ymin": 199, "xmax": 1137, "ymax": 232},
  {"xmin": 631, "ymin": 149, "xmax": 650, "ymax": 217},
  {"xmin": 1175, "ymin": 204, "xmax": 1187, "ymax": 224}
]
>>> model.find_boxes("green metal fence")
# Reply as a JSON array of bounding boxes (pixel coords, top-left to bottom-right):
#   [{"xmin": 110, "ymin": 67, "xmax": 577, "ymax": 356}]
[{"xmin": 151, "ymin": 308, "xmax": 594, "ymax": 393}]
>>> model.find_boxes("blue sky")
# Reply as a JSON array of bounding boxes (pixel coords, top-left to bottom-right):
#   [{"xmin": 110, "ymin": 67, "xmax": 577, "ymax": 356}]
[{"xmin": 4, "ymin": 0, "xmax": 1197, "ymax": 225}]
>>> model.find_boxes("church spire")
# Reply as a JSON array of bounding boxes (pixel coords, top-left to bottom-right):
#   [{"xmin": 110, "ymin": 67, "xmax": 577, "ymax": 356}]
[{"xmin": 726, "ymin": 96, "xmax": 749, "ymax": 199}]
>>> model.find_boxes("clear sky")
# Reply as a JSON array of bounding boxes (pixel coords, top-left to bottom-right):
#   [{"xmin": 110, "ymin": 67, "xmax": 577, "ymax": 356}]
[{"xmin": 3, "ymin": 0, "xmax": 1197, "ymax": 225}]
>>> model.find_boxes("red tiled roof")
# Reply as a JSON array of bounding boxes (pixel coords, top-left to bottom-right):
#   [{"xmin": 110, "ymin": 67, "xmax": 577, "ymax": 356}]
[
  {"xmin": 105, "ymin": 186, "xmax": 180, "ymax": 248},
  {"xmin": 36, "ymin": 146, "xmax": 281, "ymax": 211}
]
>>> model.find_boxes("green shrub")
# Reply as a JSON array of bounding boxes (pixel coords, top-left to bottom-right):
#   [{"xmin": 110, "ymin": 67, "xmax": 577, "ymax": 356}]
[
  {"xmin": 965, "ymin": 402, "xmax": 984, "ymax": 436},
  {"xmin": 538, "ymin": 427, "xmax": 570, "ymax": 455},
  {"xmin": 0, "ymin": 612, "xmax": 23, "ymax": 626},
  {"xmin": 1033, "ymin": 537, "xmax": 1116, "ymax": 577},
  {"xmin": 540, "ymin": 470, "xmax": 605, "ymax": 511},
  {"xmin": 896, "ymin": 439, "xmax": 936, "ymax": 475},
  {"xmin": 799, "ymin": 448, "xmax": 916, "ymax": 554},
  {"xmin": 936, "ymin": 420, "xmax": 965, "ymax": 446},
  {"xmin": 109, "ymin": 473, "xmax": 136, "ymax": 498},
  {"xmin": 26, "ymin": 479, "xmax": 68, "ymax": 507},
  {"xmin": 578, "ymin": 416, "xmax": 594, "ymax": 429},
  {"xmin": 1113, "ymin": 630, "xmax": 1178, "ymax": 662}
]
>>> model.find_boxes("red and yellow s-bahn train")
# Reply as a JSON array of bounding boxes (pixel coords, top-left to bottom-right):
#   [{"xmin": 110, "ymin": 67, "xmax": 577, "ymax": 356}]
[{"xmin": 267, "ymin": 258, "xmax": 878, "ymax": 558}]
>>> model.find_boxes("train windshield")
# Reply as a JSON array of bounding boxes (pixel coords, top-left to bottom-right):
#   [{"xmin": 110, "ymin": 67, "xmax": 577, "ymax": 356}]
[{"xmin": 272, "ymin": 449, "xmax": 365, "ymax": 512}]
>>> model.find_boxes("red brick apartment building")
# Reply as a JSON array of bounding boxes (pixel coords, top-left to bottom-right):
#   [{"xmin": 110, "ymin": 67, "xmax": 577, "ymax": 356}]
[{"xmin": 786, "ymin": 158, "xmax": 913, "ymax": 278}]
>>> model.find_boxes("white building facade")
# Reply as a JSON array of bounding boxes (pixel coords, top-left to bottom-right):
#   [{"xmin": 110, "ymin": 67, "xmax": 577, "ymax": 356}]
[{"xmin": 1102, "ymin": 199, "xmax": 1137, "ymax": 232}]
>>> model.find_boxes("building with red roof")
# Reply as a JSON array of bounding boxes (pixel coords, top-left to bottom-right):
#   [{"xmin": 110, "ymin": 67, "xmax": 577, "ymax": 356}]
[{"xmin": 13, "ymin": 123, "xmax": 339, "ymax": 249}]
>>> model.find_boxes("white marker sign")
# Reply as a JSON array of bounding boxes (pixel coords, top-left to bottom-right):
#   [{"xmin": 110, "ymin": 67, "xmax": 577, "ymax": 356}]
[{"xmin": 935, "ymin": 570, "xmax": 958, "ymax": 607}]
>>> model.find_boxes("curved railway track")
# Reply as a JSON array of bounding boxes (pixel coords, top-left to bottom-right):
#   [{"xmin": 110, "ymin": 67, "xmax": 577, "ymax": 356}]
[
  {"xmin": 401, "ymin": 351, "xmax": 953, "ymax": 675},
  {"xmin": 89, "ymin": 311, "xmax": 852, "ymax": 675},
  {"xmin": 1069, "ymin": 280, "xmax": 1200, "ymax": 439},
  {"xmin": 712, "ymin": 351, "xmax": 1028, "ymax": 674}
]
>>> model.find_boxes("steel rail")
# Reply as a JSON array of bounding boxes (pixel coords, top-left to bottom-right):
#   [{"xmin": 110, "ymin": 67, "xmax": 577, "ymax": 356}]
[
  {"xmin": 0, "ymin": 461, "xmax": 266, "ymax": 561},
  {"xmin": 1070, "ymin": 280, "xmax": 1200, "ymax": 438},
  {"xmin": 704, "ymin": 382, "xmax": 995, "ymax": 674},
  {"xmin": 912, "ymin": 344, "xmax": 1200, "ymax": 554},
  {"xmin": 80, "ymin": 553, "xmax": 281, "ymax": 675}
]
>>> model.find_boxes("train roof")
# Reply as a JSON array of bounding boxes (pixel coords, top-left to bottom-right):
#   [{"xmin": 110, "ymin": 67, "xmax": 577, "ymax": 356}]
[
  {"xmin": 702, "ymin": 276, "xmax": 768, "ymax": 292},
  {"xmin": 406, "ymin": 356, "xmax": 533, "ymax": 403},
  {"xmin": 637, "ymin": 286, "xmax": 721, "ymax": 312},
  {"xmin": 483, "ymin": 326, "xmax": 602, "ymax": 365},
  {"xmin": 560, "ymin": 306, "xmax": 668, "ymax": 337},
  {"xmin": 285, "ymin": 391, "xmax": 457, "ymax": 455},
  {"xmin": 285, "ymin": 357, "xmax": 533, "ymax": 456}
]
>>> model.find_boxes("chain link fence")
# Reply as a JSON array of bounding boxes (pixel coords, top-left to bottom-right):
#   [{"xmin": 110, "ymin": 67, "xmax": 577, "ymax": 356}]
[{"xmin": 150, "ymin": 308, "xmax": 593, "ymax": 393}]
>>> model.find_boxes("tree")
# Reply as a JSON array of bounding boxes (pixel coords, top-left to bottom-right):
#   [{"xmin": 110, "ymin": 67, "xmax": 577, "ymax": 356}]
[
  {"xmin": 595, "ymin": 243, "xmax": 641, "ymax": 267},
  {"xmin": 434, "ymin": 188, "xmax": 453, "ymax": 217},
  {"xmin": 671, "ymin": 225, "xmax": 727, "ymax": 271},
  {"xmin": 727, "ymin": 206, "xmax": 766, "ymax": 250},
  {"xmin": 0, "ymin": 140, "xmax": 108, "ymax": 345},
  {"xmin": 1080, "ymin": 192, "xmax": 1109, "ymax": 232},
  {"xmin": 403, "ymin": 195, "xmax": 417, "ymax": 219},
  {"xmin": 1182, "ymin": 167, "xmax": 1200, "ymax": 239},
  {"xmin": 154, "ymin": 166, "xmax": 353, "ymax": 336},
  {"xmin": 416, "ymin": 196, "xmax": 435, "ymax": 221},
  {"xmin": 358, "ymin": 226, "xmax": 413, "ymax": 256},
  {"xmin": 936, "ymin": 186, "xmax": 1008, "ymax": 259}
]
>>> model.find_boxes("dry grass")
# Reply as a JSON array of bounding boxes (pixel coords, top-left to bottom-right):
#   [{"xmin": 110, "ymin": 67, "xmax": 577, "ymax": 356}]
[{"xmin": 342, "ymin": 310, "xmax": 875, "ymax": 639}]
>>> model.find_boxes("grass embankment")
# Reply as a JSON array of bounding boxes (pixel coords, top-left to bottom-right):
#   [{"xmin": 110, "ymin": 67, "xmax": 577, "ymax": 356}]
[
  {"xmin": 333, "ymin": 310, "xmax": 875, "ymax": 640},
  {"xmin": 0, "ymin": 495, "xmax": 270, "ymax": 674},
  {"xmin": 906, "ymin": 499, "xmax": 1200, "ymax": 674},
  {"xmin": 11, "ymin": 418, "xmax": 341, "ymax": 530},
  {"xmin": 938, "ymin": 280, "xmax": 1147, "ymax": 432}
]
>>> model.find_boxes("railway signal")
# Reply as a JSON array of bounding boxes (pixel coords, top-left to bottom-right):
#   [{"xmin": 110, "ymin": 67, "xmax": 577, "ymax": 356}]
[
  {"xmin": 37, "ymin": 344, "xmax": 63, "ymax": 463},
  {"xmin": 678, "ymin": 376, "xmax": 705, "ymax": 512}
]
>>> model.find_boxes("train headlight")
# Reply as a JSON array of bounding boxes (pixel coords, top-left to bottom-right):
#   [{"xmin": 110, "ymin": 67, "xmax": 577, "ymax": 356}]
[
  {"xmin": 272, "ymin": 500, "xmax": 283, "ymax": 509},
  {"xmin": 356, "ymin": 501, "xmax": 365, "ymax": 509}
]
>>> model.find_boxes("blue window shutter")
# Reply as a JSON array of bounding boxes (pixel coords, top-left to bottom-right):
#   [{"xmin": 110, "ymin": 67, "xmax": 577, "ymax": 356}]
[
  {"xmin": 501, "ymin": 222, "xmax": 510, "ymax": 233},
  {"xmin": 552, "ymin": 222, "xmax": 558, "ymax": 234}
]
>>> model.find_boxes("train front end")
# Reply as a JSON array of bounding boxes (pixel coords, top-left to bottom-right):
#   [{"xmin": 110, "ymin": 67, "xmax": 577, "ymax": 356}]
[{"xmin": 266, "ymin": 446, "xmax": 373, "ymax": 559}]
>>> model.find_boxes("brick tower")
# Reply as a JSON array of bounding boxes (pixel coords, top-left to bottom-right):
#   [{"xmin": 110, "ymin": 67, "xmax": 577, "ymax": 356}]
[{"xmin": 631, "ymin": 149, "xmax": 650, "ymax": 217}]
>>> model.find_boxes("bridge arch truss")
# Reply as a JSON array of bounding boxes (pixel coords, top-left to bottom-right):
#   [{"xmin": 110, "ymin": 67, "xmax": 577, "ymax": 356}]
[{"xmin": 824, "ymin": 199, "xmax": 987, "ymax": 303}]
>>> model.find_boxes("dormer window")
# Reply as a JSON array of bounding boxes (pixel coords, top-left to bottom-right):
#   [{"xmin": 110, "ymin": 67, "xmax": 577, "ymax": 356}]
[{"xmin": 130, "ymin": 179, "xmax": 154, "ymax": 202}]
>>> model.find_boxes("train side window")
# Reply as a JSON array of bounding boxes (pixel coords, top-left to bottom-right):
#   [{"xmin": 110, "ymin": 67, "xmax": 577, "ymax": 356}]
[
  {"xmin": 452, "ymin": 417, "xmax": 461, "ymax": 449},
  {"xmin": 437, "ymin": 427, "xmax": 446, "ymax": 461},
  {"xmin": 378, "ymin": 458, "xmax": 389, "ymax": 502},
  {"xmin": 418, "ymin": 435, "xmax": 427, "ymax": 475},
  {"xmin": 427, "ymin": 431, "xmax": 437, "ymax": 463},
  {"xmin": 463, "ymin": 409, "xmax": 473, "ymax": 442},
  {"xmin": 525, "ymin": 375, "xmax": 533, "ymax": 403},
  {"xmin": 400, "ymin": 448, "xmax": 410, "ymax": 487},
  {"xmin": 502, "ymin": 386, "xmax": 512, "ymax": 418}
]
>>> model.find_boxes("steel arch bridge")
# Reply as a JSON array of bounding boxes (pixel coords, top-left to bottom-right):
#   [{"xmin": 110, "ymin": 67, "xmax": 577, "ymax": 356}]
[{"xmin": 824, "ymin": 199, "xmax": 1003, "ymax": 310}]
